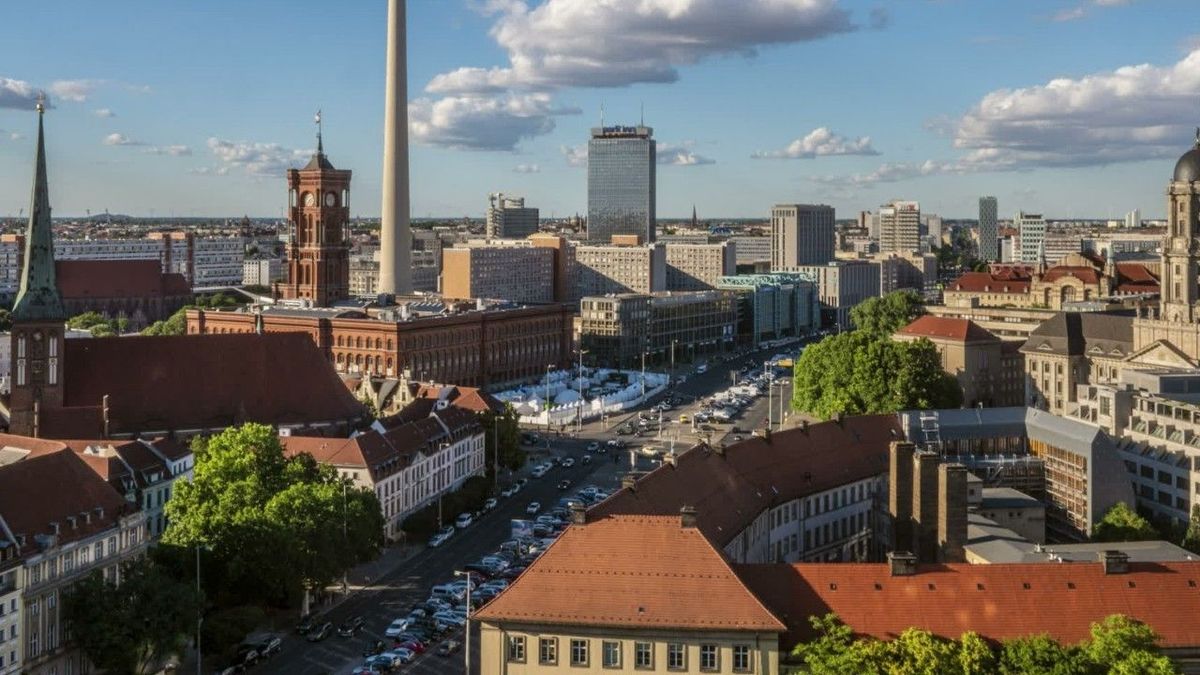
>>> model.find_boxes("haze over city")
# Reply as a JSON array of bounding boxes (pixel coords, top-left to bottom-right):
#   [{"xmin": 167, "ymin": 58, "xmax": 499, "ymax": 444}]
[{"xmin": 2, "ymin": 0, "xmax": 1198, "ymax": 219}]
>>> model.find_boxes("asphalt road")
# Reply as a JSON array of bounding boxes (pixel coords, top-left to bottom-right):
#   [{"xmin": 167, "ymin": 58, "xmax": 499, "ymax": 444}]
[{"xmin": 252, "ymin": 340, "xmax": 811, "ymax": 675}]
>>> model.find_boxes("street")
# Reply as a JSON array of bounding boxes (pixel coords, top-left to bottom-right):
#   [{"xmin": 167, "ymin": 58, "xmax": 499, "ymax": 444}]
[{"xmin": 252, "ymin": 341, "xmax": 811, "ymax": 675}]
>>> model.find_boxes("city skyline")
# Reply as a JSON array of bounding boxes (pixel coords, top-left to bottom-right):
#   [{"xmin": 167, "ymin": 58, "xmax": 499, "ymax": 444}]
[{"xmin": 1, "ymin": 0, "xmax": 1198, "ymax": 220}]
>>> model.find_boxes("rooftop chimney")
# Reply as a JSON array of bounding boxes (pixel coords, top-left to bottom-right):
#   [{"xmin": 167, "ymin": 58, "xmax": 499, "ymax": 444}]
[
  {"xmin": 94, "ymin": 506, "xmax": 105, "ymax": 520},
  {"xmin": 680, "ymin": 505, "xmax": 698, "ymax": 529},
  {"xmin": 49, "ymin": 521, "xmax": 59, "ymax": 535},
  {"xmin": 1100, "ymin": 550, "xmax": 1130, "ymax": 575},
  {"xmin": 66, "ymin": 515, "xmax": 77, "ymax": 530},
  {"xmin": 887, "ymin": 551, "xmax": 918, "ymax": 576},
  {"xmin": 621, "ymin": 474, "xmax": 637, "ymax": 491},
  {"xmin": 570, "ymin": 502, "xmax": 587, "ymax": 525}
]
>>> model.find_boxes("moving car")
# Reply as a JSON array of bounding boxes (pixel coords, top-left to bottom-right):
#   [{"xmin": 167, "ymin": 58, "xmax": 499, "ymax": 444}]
[
  {"xmin": 429, "ymin": 531, "xmax": 451, "ymax": 548},
  {"xmin": 306, "ymin": 622, "xmax": 333, "ymax": 642},
  {"xmin": 526, "ymin": 501, "xmax": 541, "ymax": 515},
  {"xmin": 438, "ymin": 640, "xmax": 462, "ymax": 657},
  {"xmin": 338, "ymin": 616, "xmax": 365, "ymax": 637}
]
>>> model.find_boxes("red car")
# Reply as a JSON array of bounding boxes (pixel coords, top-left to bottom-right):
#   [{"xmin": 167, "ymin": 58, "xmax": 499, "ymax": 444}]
[{"xmin": 398, "ymin": 640, "xmax": 426, "ymax": 654}]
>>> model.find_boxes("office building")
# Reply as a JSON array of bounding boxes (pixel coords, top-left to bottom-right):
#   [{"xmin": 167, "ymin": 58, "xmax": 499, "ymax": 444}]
[
  {"xmin": 978, "ymin": 197, "xmax": 999, "ymax": 262},
  {"xmin": 587, "ymin": 125, "xmax": 656, "ymax": 244},
  {"xmin": 242, "ymin": 257, "xmax": 284, "ymax": 287},
  {"xmin": 730, "ymin": 235, "xmax": 771, "ymax": 267},
  {"xmin": 717, "ymin": 273, "xmax": 820, "ymax": 346},
  {"xmin": 486, "ymin": 193, "xmax": 539, "ymax": 239},
  {"xmin": 441, "ymin": 241, "xmax": 556, "ymax": 303},
  {"xmin": 770, "ymin": 204, "xmax": 834, "ymax": 269},
  {"xmin": 792, "ymin": 261, "xmax": 880, "ymax": 330},
  {"xmin": 1126, "ymin": 209, "xmax": 1142, "ymax": 229},
  {"xmin": 664, "ymin": 241, "xmax": 736, "ymax": 291},
  {"xmin": 578, "ymin": 291, "xmax": 736, "ymax": 368},
  {"xmin": 878, "ymin": 200, "xmax": 920, "ymax": 253},
  {"xmin": 871, "ymin": 251, "xmax": 938, "ymax": 300},
  {"xmin": 1017, "ymin": 211, "xmax": 1047, "ymax": 263},
  {"xmin": 573, "ymin": 237, "xmax": 666, "ymax": 300}
]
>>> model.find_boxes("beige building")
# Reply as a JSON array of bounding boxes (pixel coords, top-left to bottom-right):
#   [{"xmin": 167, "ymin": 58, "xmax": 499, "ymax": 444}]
[
  {"xmin": 871, "ymin": 251, "xmax": 938, "ymax": 299},
  {"xmin": 944, "ymin": 254, "xmax": 1159, "ymax": 311},
  {"xmin": 573, "ymin": 237, "xmax": 666, "ymax": 301},
  {"xmin": 878, "ymin": 200, "xmax": 920, "ymax": 253},
  {"xmin": 770, "ymin": 204, "xmax": 834, "ymax": 269},
  {"xmin": 441, "ymin": 241, "xmax": 556, "ymax": 303},
  {"xmin": 665, "ymin": 242, "xmax": 736, "ymax": 291},
  {"xmin": 791, "ymin": 260, "xmax": 880, "ymax": 330},
  {"xmin": 893, "ymin": 315, "xmax": 1021, "ymax": 407},
  {"xmin": 475, "ymin": 512, "xmax": 784, "ymax": 675}
]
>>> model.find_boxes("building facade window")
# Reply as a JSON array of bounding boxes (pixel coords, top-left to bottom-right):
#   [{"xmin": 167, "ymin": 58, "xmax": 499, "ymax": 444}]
[
  {"xmin": 539, "ymin": 637, "xmax": 558, "ymax": 665},
  {"xmin": 571, "ymin": 638, "xmax": 589, "ymax": 666},
  {"xmin": 634, "ymin": 642, "xmax": 653, "ymax": 669},
  {"xmin": 733, "ymin": 644, "xmax": 752, "ymax": 672},
  {"xmin": 700, "ymin": 644, "xmax": 719, "ymax": 671},
  {"xmin": 667, "ymin": 643, "xmax": 686, "ymax": 670},
  {"xmin": 602, "ymin": 640, "xmax": 621, "ymax": 668},
  {"xmin": 507, "ymin": 635, "xmax": 525, "ymax": 662}
]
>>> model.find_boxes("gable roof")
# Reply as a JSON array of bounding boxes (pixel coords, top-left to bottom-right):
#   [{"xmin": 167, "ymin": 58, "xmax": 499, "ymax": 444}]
[
  {"xmin": 50, "ymin": 332, "xmax": 365, "ymax": 438},
  {"xmin": 948, "ymin": 271, "xmax": 1030, "ymax": 294},
  {"xmin": 55, "ymin": 259, "xmax": 190, "ymax": 300},
  {"xmin": 737, "ymin": 561, "xmax": 1200, "ymax": 650},
  {"xmin": 0, "ymin": 448, "xmax": 131, "ymax": 555},
  {"xmin": 1020, "ymin": 311, "xmax": 1134, "ymax": 357},
  {"xmin": 896, "ymin": 316, "xmax": 998, "ymax": 343},
  {"xmin": 589, "ymin": 416, "xmax": 899, "ymax": 548},
  {"xmin": 474, "ymin": 514, "xmax": 785, "ymax": 632},
  {"xmin": 413, "ymin": 383, "xmax": 505, "ymax": 414},
  {"xmin": 1041, "ymin": 266, "xmax": 1100, "ymax": 284}
]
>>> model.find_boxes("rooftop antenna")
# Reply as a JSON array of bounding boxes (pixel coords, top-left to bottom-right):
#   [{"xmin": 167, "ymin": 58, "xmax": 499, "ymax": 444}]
[
  {"xmin": 599, "ymin": 103, "xmax": 605, "ymax": 129},
  {"xmin": 640, "ymin": 101, "xmax": 644, "ymax": 126},
  {"xmin": 315, "ymin": 109, "xmax": 323, "ymax": 154}
]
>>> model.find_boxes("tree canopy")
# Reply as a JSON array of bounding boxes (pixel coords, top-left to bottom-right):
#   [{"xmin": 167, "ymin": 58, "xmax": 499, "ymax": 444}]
[
  {"xmin": 792, "ymin": 331, "xmax": 961, "ymax": 420},
  {"xmin": 1093, "ymin": 502, "xmax": 1159, "ymax": 543},
  {"xmin": 141, "ymin": 307, "xmax": 189, "ymax": 336},
  {"xmin": 792, "ymin": 613, "xmax": 1175, "ymax": 675},
  {"xmin": 162, "ymin": 423, "xmax": 384, "ymax": 608},
  {"xmin": 63, "ymin": 557, "xmax": 201, "ymax": 674},
  {"xmin": 850, "ymin": 290, "xmax": 924, "ymax": 335}
]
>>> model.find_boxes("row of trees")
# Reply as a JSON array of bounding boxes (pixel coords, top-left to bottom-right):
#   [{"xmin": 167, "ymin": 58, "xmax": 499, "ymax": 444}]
[
  {"xmin": 142, "ymin": 292, "xmax": 243, "ymax": 335},
  {"xmin": 792, "ymin": 291, "xmax": 962, "ymax": 419},
  {"xmin": 793, "ymin": 613, "xmax": 1175, "ymax": 674},
  {"xmin": 68, "ymin": 310, "xmax": 130, "ymax": 336}
]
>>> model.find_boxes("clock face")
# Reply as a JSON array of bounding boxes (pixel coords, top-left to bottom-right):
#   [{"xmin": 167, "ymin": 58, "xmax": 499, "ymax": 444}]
[
  {"xmin": 325, "ymin": 192, "xmax": 336, "ymax": 207},
  {"xmin": 303, "ymin": 193, "xmax": 316, "ymax": 207}
]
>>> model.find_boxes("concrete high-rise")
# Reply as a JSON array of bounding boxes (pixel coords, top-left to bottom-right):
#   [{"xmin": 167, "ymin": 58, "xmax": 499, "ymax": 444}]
[
  {"xmin": 1016, "ymin": 211, "xmax": 1046, "ymax": 264},
  {"xmin": 587, "ymin": 125, "xmax": 656, "ymax": 243},
  {"xmin": 486, "ymin": 193, "xmax": 539, "ymax": 238},
  {"xmin": 378, "ymin": 0, "xmax": 412, "ymax": 296},
  {"xmin": 978, "ymin": 197, "xmax": 998, "ymax": 262},
  {"xmin": 879, "ymin": 200, "xmax": 920, "ymax": 253},
  {"xmin": 770, "ymin": 204, "xmax": 835, "ymax": 270}
]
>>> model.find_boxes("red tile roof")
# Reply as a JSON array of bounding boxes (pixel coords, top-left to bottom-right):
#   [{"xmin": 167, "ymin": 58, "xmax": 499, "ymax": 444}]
[
  {"xmin": 50, "ymin": 332, "xmax": 365, "ymax": 437},
  {"xmin": 414, "ymin": 384, "xmax": 505, "ymax": 414},
  {"xmin": 474, "ymin": 514, "xmax": 786, "ymax": 632},
  {"xmin": 948, "ymin": 272, "xmax": 1030, "ymax": 294},
  {"xmin": 0, "ymin": 448, "xmax": 133, "ymax": 555},
  {"xmin": 896, "ymin": 316, "xmax": 998, "ymax": 343},
  {"xmin": 1041, "ymin": 266, "xmax": 1100, "ymax": 284},
  {"xmin": 738, "ymin": 562, "xmax": 1200, "ymax": 649},
  {"xmin": 56, "ymin": 259, "xmax": 190, "ymax": 300},
  {"xmin": 589, "ymin": 416, "xmax": 899, "ymax": 548},
  {"xmin": 1115, "ymin": 263, "xmax": 1160, "ymax": 294}
]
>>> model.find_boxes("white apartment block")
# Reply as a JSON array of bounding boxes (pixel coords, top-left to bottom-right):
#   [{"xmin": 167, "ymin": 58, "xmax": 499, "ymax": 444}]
[
  {"xmin": 486, "ymin": 194, "xmax": 540, "ymax": 239},
  {"xmin": 35, "ymin": 232, "xmax": 247, "ymax": 288},
  {"xmin": 878, "ymin": 200, "xmax": 920, "ymax": 254},
  {"xmin": 442, "ymin": 242, "xmax": 555, "ymax": 303},
  {"xmin": 730, "ymin": 236, "xmax": 771, "ymax": 265},
  {"xmin": 1017, "ymin": 212, "xmax": 1047, "ymax": 264},
  {"xmin": 790, "ymin": 261, "xmax": 881, "ymax": 331},
  {"xmin": 573, "ymin": 242, "xmax": 666, "ymax": 301},
  {"xmin": 242, "ymin": 258, "xmax": 284, "ymax": 287}
]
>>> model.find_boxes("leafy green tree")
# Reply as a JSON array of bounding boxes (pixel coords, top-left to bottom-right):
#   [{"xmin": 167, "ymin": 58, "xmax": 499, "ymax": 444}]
[
  {"xmin": 0, "ymin": 308, "xmax": 12, "ymax": 331},
  {"xmin": 162, "ymin": 424, "xmax": 384, "ymax": 609},
  {"xmin": 1182, "ymin": 505, "xmax": 1200, "ymax": 554},
  {"xmin": 1107, "ymin": 650, "xmax": 1177, "ymax": 675},
  {"xmin": 89, "ymin": 323, "xmax": 116, "ymax": 337},
  {"xmin": 68, "ymin": 311, "xmax": 107, "ymax": 330},
  {"xmin": 889, "ymin": 628, "xmax": 959, "ymax": 674},
  {"xmin": 792, "ymin": 332, "xmax": 961, "ymax": 420},
  {"xmin": 63, "ymin": 557, "xmax": 201, "ymax": 674},
  {"xmin": 997, "ymin": 635, "xmax": 1086, "ymax": 675},
  {"xmin": 484, "ymin": 404, "xmax": 525, "ymax": 474},
  {"xmin": 1093, "ymin": 502, "xmax": 1158, "ymax": 542},
  {"xmin": 849, "ymin": 290, "xmax": 925, "ymax": 335},
  {"xmin": 1082, "ymin": 615, "xmax": 1167, "ymax": 672},
  {"xmin": 958, "ymin": 631, "xmax": 997, "ymax": 674},
  {"xmin": 142, "ymin": 307, "xmax": 189, "ymax": 336}
]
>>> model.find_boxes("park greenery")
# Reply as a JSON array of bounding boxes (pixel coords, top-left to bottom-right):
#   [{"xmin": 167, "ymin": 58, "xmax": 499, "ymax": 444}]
[
  {"xmin": 792, "ymin": 613, "xmax": 1175, "ymax": 675},
  {"xmin": 68, "ymin": 310, "xmax": 129, "ymax": 337},
  {"xmin": 1093, "ymin": 502, "xmax": 1159, "ymax": 543},
  {"xmin": 162, "ymin": 424, "xmax": 385, "ymax": 613},
  {"xmin": 792, "ymin": 291, "xmax": 962, "ymax": 420},
  {"xmin": 141, "ymin": 291, "xmax": 243, "ymax": 336},
  {"xmin": 63, "ymin": 556, "xmax": 201, "ymax": 674}
]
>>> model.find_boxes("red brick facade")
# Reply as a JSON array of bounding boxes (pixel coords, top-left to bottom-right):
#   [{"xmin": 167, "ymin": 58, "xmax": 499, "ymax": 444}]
[
  {"xmin": 278, "ymin": 150, "xmax": 351, "ymax": 306},
  {"xmin": 187, "ymin": 303, "xmax": 574, "ymax": 388}
]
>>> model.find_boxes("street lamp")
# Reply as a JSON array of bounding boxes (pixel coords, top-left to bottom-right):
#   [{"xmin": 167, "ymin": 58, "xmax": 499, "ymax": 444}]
[
  {"xmin": 576, "ymin": 350, "xmax": 588, "ymax": 434},
  {"xmin": 544, "ymin": 365, "xmax": 556, "ymax": 437},
  {"xmin": 455, "ymin": 569, "xmax": 474, "ymax": 675}
]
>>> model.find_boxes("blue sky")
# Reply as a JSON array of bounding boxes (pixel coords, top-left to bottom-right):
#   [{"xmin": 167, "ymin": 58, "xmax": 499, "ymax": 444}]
[{"xmin": 0, "ymin": 0, "xmax": 1197, "ymax": 220}]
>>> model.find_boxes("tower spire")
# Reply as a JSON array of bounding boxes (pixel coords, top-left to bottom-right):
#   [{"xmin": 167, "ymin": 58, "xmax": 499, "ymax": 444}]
[
  {"xmin": 315, "ymin": 109, "xmax": 324, "ymax": 155},
  {"xmin": 13, "ymin": 94, "xmax": 65, "ymax": 322}
]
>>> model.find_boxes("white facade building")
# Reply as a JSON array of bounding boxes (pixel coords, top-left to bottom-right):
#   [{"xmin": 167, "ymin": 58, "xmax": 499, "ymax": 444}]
[
  {"xmin": 1017, "ymin": 212, "xmax": 1047, "ymax": 264},
  {"xmin": 242, "ymin": 258, "xmax": 284, "ymax": 287}
]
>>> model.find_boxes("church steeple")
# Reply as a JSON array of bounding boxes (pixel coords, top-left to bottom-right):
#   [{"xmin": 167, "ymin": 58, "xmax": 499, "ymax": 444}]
[{"xmin": 12, "ymin": 98, "xmax": 64, "ymax": 322}]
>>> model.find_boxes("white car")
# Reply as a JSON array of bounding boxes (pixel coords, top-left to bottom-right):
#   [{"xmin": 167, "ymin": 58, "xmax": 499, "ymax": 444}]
[
  {"xmin": 455, "ymin": 512, "xmax": 474, "ymax": 529},
  {"xmin": 586, "ymin": 441, "xmax": 599, "ymax": 452},
  {"xmin": 483, "ymin": 497, "xmax": 498, "ymax": 511},
  {"xmin": 429, "ymin": 532, "xmax": 450, "ymax": 548},
  {"xmin": 385, "ymin": 648, "xmax": 415, "ymax": 664},
  {"xmin": 384, "ymin": 618, "xmax": 408, "ymax": 637},
  {"xmin": 561, "ymin": 457, "xmax": 575, "ymax": 468},
  {"xmin": 526, "ymin": 501, "xmax": 541, "ymax": 515}
]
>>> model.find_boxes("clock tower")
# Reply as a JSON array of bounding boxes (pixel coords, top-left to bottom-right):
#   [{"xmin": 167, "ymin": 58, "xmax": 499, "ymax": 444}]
[
  {"xmin": 279, "ymin": 112, "xmax": 352, "ymax": 306},
  {"xmin": 10, "ymin": 99, "xmax": 67, "ymax": 438}
]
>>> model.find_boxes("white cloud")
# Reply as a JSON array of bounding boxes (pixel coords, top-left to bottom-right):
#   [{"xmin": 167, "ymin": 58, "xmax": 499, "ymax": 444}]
[
  {"xmin": 187, "ymin": 166, "xmax": 230, "ymax": 177},
  {"xmin": 1051, "ymin": 6, "xmax": 1087, "ymax": 21},
  {"xmin": 408, "ymin": 93, "xmax": 579, "ymax": 151},
  {"xmin": 752, "ymin": 127, "xmax": 878, "ymax": 159},
  {"xmin": 9, "ymin": 132, "xmax": 23, "ymax": 141},
  {"xmin": 48, "ymin": 79, "xmax": 100, "ymax": 103},
  {"xmin": 427, "ymin": 0, "xmax": 854, "ymax": 95},
  {"xmin": 143, "ymin": 145, "xmax": 192, "ymax": 157},
  {"xmin": 0, "ymin": 78, "xmax": 41, "ymax": 110},
  {"xmin": 1092, "ymin": 0, "xmax": 1131, "ymax": 6},
  {"xmin": 561, "ymin": 144, "xmax": 587, "ymax": 167},
  {"xmin": 810, "ymin": 160, "xmax": 960, "ymax": 188},
  {"xmin": 93, "ymin": 108, "xmax": 115, "ymax": 118},
  {"xmin": 657, "ymin": 141, "xmax": 715, "ymax": 166},
  {"xmin": 206, "ymin": 137, "xmax": 308, "ymax": 177},
  {"xmin": 513, "ymin": 163, "xmax": 540, "ymax": 173},
  {"xmin": 103, "ymin": 133, "xmax": 145, "ymax": 147}
]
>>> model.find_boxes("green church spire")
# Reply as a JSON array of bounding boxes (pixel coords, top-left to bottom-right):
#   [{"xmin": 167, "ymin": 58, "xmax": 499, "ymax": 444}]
[{"xmin": 12, "ymin": 97, "xmax": 65, "ymax": 322}]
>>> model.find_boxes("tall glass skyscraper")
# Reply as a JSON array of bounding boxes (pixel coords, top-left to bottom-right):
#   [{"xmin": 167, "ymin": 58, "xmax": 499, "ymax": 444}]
[
  {"xmin": 587, "ymin": 125, "xmax": 656, "ymax": 243},
  {"xmin": 978, "ymin": 196, "xmax": 998, "ymax": 261}
]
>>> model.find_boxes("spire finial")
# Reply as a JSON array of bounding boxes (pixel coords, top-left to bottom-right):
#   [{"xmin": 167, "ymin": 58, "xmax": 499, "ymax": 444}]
[
  {"xmin": 35, "ymin": 92, "xmax": 46, "ymax": 116},
  {"xmin": 315, "ymin": 109, "xmax": 323, "ymax": 154},
  {"xmin": 1194, "ymin": 126, "xmax": 1199, "ymax": 148}
]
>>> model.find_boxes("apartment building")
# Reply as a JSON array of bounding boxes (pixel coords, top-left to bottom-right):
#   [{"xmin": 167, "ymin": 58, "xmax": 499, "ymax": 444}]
[
  {"xmin": 790, "ymin": 261, "xmax": 880, "ymax": 330},
  {"xmin": 878, "ymin": 200, "xmax": 920, "ymax": 253},
  {"xmin": 770, "ymin": 204, "xmax": 834, "ymax": 269},
  {"xmin": 442, "ymin": 242, "xmax": 555, "ymax": 303},
  {"xmin": 242, "ymin": 257, "xmax": 284, "ymax": 287},
  {"xmin": 729, "ymin": 235, "xmax": 771, "ymax": 267},
  {"xmin": 573, "ymin": 238, "xmax": 666, "ymax": 301},
  {"xmin": 664, "ymin": 242, "xmax": 736, "ymax": 291}
]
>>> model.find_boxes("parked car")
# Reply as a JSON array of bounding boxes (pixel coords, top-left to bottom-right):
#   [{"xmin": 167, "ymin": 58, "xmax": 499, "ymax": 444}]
[
  {"xmin": 429, "ymin": 531, "xmax": 451, "ymax": 548},
  {"xmin": 296, "ymin": 614, "xmax": 318, "ymax": 635},
  {"xmin": 586, "ymin": 441, "xmax": 600, "ymax": 452},
  {"xmin": 363, "ymin": 640, "xmax": 387, "ymax": 658},
  {"xmin": 338, "ymin": 616, "xmax": 365, "ymax": 637},
  {"xmin": 254, "ymin": 636, "xmax": 282, "ymax": 658},
  {"xmin": 483, "ymin": 497, "xmax": 498, "ymax": 511},
  {"xmin": 455, "ymin": 512, "xmax": 474, "ymax": 529},
  {"xmin": 526, "ymin": 501, "xmax": 541, "ymax": 515},
  {"xmin": 581, "ymin": 454, "xmax": 592, "ymax": 465},
  {"xmin": 557, "ymin": 479, "xmax": 571, "ymax": 491},
  {"xmin": 385, "ymin": 618, "xmax": 409, "ymax": 638},
  {"xmin": 306, "ymin": 622, "xmax": 333, "ymax": 642},
  {"xmin": 232, "ymin": 644, "xmax": 260, "ymax": 668},
  {"xmin": 438, "ymin": 640, "xmax": 462, "ymax": 657}
]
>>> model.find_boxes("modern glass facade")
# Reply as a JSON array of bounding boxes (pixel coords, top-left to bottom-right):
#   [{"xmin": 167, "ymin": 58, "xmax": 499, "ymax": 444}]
[{"xmin": 587, "ymin": 125, "xmax": 656, "ymax": 243}]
